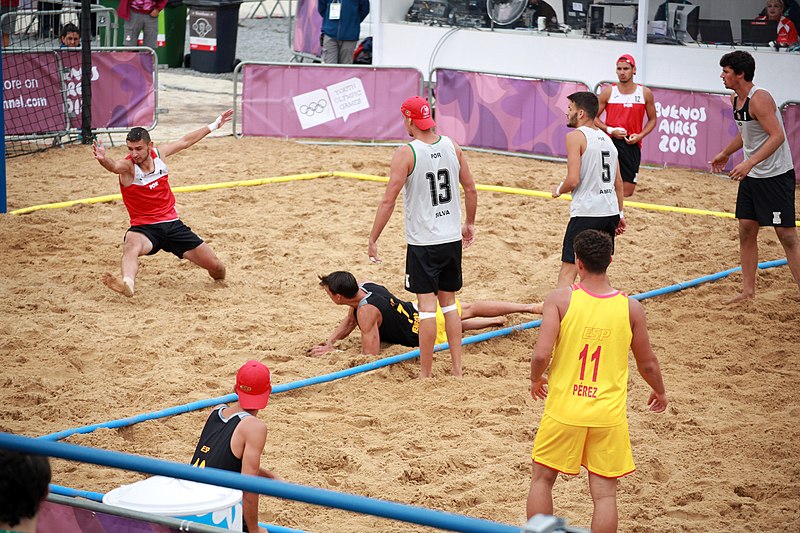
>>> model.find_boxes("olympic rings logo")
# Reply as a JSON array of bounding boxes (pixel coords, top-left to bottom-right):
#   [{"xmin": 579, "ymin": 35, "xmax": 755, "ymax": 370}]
[{"xmin": 299, "ymin": 100, "xmax": 328, "ymax": 116}]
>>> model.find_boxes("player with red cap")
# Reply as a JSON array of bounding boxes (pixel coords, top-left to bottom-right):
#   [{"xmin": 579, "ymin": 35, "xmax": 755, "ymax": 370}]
[
  {"xmin": 368, "ymin": 95, "xmax": 478, "ymax": 378},
  {"xmin": 191, "ymin": 360, "xmax": 277, "ymax": 533},
  {"xmin": 595, "ymin": 54, "xmax": 657, "ymax": 198}
]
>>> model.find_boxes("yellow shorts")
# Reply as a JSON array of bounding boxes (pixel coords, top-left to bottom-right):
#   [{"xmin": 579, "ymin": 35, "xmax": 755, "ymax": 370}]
[
  {"xmin": 531, "ymin": 413, "xmax": 635, "ymax": 478},
  {"xmin": 434, "ymin": 299, "xmax": 462, "ymax": 345}
]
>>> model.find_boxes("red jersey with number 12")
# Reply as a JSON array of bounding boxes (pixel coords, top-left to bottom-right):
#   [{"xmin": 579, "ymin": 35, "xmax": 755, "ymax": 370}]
[
  {"xmin": 604, "ymin": 84, "xmax": 646, "ymax": 147},
  {"xmin": 120, "ymin": 148, "xmax": 178, "ymax": 226}
]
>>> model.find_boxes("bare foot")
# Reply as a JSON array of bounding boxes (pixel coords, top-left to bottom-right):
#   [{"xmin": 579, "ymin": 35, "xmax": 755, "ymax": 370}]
[
  {"xmin": 527, "ymin": 302, "xmax": 544, "ymax": 314},
  {"xmin": 725, "ymin": 291, "xmax": 754, "ymax": 304},
  {"xmin": 101, "ymin": 273, "xmax": 134, "ymax": 297},
  {"xmin": 451, "ymin": 367, "xmax": 463, "ymax": 378}
]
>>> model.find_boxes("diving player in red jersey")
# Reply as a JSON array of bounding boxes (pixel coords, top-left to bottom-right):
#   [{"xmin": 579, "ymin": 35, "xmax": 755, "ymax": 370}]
[{"xmin": 92, "ymin": 109, "xmax": 232, "ymax": 297}]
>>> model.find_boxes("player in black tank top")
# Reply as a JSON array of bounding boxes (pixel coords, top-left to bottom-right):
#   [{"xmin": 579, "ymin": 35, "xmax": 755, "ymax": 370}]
[
  {"xmin": 191, "ymin": 405, "xmax": 251, "ymax": 474},
  {"xmin": 355, "ymin": 283, "xmax": 419, "ymax": 347}
]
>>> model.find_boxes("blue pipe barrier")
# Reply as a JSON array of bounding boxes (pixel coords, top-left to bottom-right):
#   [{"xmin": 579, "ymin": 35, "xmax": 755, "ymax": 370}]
[
  {"xmin": 39, "ymin": 257, "xmax": 787, "ymax": 443},
  {"xmin": 50, "ymin": 483, "xmax": 104, "ymax": 501},
  {"xmin": 0, "ymin": 433, "xmax": 519, "ymax": 533},
  {"xmin": 630, "ymin": 259, "xmax": 788, "ymax": 301}
]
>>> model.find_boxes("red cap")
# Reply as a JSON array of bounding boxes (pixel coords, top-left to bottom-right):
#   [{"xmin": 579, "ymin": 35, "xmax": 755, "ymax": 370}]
[
  {"xmin": 235, "ymin": 360, "xmax": 272, "ymax": 410},
  {"xmin": 617, "ymin": 54, "xmax": 636, "ymax": 68},
  {"xmin": 401, "ymin": 96, "xmax": 436, "ymax": 130}
]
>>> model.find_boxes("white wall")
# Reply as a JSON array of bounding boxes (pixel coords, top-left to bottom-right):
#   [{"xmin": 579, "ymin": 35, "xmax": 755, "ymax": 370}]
[{"xmin": 374, "ymin": 16, "xmax": 800, "ymax": 106}]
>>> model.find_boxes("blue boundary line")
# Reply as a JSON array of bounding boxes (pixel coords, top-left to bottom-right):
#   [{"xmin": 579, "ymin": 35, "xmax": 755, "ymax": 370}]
[
  {"xmin": 40, "ymin": 258, "xmax": 788, "ymax": 443},
  {"xmin": 1, "ymin": 433, "xmax": 519, "ymax": 533}
]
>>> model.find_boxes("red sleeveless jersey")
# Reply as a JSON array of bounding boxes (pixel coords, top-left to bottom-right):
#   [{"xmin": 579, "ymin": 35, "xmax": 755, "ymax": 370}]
[
  {"xmin": 120, "ymin": 148, "xmax": 178, "ymax": 226},
  {"xmin": 604, "ymin": 84, "xmax": 647, "ymax": 146}
]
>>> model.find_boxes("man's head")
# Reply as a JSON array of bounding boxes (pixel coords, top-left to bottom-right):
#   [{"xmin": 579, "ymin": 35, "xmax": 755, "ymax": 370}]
[
  {"xmin": 400, "ymin": 96, "xmax": 436, "ymax": 135},
  {"xmin": 615, "ymin": 54, "xmax": 636, "ymax": 83},
  {"xmin": 318, "ymin": 271, "xmax": 359, "ymax": 304},
  {"xmin": 0, "ymin": 450, "xmax": 51, "ymax": 530},
  {"xmin": 125, "ymin": 127, "xmax": 153, "ymax": 165},
  {"xmin": 566, "ymin": 91, "xmax": 599, "ymax": 128},
  {"xmin": 235, "ymin": 360, "xmax": 272, "ymax": 410},
  {"xmin": 60, "ymin": 23, "xmax": 80, "ymax": 47},
  {"xmin": 574, "ymin": 229, "xmax": 613, "ymax": 274},
  {"xmin": 720, "ymin": 50, "xmax": 755, "ymax": 85}
]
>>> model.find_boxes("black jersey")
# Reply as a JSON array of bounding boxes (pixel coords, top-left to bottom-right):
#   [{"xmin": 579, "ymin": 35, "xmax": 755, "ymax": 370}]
[
  {"xmin": 191, "ymin": 405, "xmax": 250, "ymax": 473},
  {"xmin": 354, "ymin": 283, "xmax": 420, "ymax": 347}
]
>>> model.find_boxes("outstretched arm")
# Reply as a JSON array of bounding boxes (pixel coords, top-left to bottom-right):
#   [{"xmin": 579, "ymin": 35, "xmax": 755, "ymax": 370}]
[
  {"xmin": 93, "ymin": 137, "xmax": 133, "ymax": 177},
  {"xmin": 629, "ymin": 298, "xmax": 667, "ymax": 412},
  {"xmin": 310, "ymin": 310, "xmax": 358, "ymax": 356},
  {"xmin": 157, "ymin": 109, "xmax": 233, "ymax": 158}
]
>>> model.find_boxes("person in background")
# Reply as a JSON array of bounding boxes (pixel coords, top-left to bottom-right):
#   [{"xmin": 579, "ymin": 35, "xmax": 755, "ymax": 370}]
[
  {"xmin": 1, "ymin": 0, "xmax": 18, "ymax": 48},
  {"xmin": 526, "ymin": 229, "xmax": 667, "ymax": 533},
  {"xmin": 59, "ymin": 22, "xmax": 80, "ymax": 47},
  {"xmin": 191, "ymin": 360, "xmax": 278, "ymax": 533},
  {"xmin": 0, "ymin": 450, "xmax": 51, "ymax": 533},
  {"xmin": 757, "ymin": 0, "xmax": 799, "ymax": 47},
  {"xmin": 710, "ymin": 50, "xmax": 800, "ymax": 303},
  {"xmin": 317, "ymin": 0, "xmax": 369, "ymax": 64},
  {"xmin": 118, "ymin": 0, "xmax": 167, "ymax": 50}
]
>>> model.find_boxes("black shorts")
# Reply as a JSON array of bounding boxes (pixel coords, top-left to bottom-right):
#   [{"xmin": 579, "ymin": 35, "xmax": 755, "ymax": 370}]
[
  {"xmin": 735, "ymin": 169, "xmax": 796, "ymax": 227},
  {"xmin": 612, "ymin": 137, "xmax": 641, "ymax": 184},
  {"xmin": 405, "ymin": 241, "xmax": 463, "ymax": 294},
  {"xmin": 127, "ymin": 220, "xmax": 204, "ymax": 258},
  {"xmin": 561, "ymin": 216, "xmax": 620, "ymax": 264}
]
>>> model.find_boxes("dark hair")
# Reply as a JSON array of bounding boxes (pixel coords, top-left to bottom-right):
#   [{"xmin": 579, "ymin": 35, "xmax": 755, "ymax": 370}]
[
  {"xmin": 573, "ymin": 229, "xmax": 612, "ymax": 274},
  {"xmin": 126, "ymin": 127, "xmax": 151, "ymax": 144},
  {"xmin": 0, "ymin": 451, "xmax": 51, "ymax": 527},
  {"xmin": 567, "ymin": 91, "xmax": 599, "ymax": 119},
  {"xmin": 720, "ymin": 50, "xmax": 755, "ymax": 82},
  {"xmin": 60, "ymin": 22, "xmax": 79, "ymax": 40},
  {"xmin": 318, "ymin": 271, "xmax": 358, "ymax": 298}
]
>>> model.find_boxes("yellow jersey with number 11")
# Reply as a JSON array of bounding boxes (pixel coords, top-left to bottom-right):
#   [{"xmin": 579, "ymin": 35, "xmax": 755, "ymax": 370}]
[{"xmin": 544, "ymin": 284, "xmax": 632, "ymax": 427}]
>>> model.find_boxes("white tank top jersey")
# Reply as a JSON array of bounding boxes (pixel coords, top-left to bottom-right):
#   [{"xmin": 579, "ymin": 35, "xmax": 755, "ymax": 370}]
[
  {"xmin": 570, "ymin": 126, "xmax": 620, "ymax": 218},
  {"xmin": 403, "ymin": 135, "xmax": 463, "ymax": 246},
  {"xmin": 734, "ymin": 86, "xmax": 793, "ymax": 179}
]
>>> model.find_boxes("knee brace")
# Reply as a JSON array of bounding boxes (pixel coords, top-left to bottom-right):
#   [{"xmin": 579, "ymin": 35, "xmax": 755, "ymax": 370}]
[{"xmin": 440, "ymin": 304, "xmax": 458, "ymax": 314}]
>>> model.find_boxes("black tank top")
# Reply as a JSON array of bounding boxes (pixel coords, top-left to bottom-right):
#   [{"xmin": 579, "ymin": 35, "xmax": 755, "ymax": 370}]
[
  {"xmin": 355, "ymin": 283, "xmax": 419, "ymax": 347},
  {"xmin": 191, "ymin": 405, "xmax": 250, "ymax": 474}
]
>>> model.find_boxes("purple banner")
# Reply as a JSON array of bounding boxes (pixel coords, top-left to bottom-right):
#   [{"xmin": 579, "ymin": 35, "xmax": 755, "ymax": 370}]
[
  {"xmin": 434, "ymin": 69, "xmax": 589, "ymax": 157},
  {"xmin": 38, "ymin": 500, "xmax": 182, "ymax": 533},
  {"xmin": 782, "ymin": 102, "xmax": 800, "ymax": 180},
  {"xmin": 2, "ymin": 50, "xmax": 155, "ymax": 135},
  {"xmin": 2, "ymin": 52, "xmax": 66, "ymax": 135},
  {"xmin": 292, "ymin": 0, "xmax": 322, "ymax": 58},
  {"xmin": 643, "ymin": 86, "xmax": 743, "ymax": 172},
  {"xmin": 241, "ymin": 64, "xmax": 421, "ymax": 141}
]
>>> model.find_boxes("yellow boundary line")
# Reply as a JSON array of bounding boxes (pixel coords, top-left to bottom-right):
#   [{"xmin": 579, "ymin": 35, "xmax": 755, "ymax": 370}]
[{"xmin": 9, "ymin": 171, "xmax": 799, "ymax": 226}]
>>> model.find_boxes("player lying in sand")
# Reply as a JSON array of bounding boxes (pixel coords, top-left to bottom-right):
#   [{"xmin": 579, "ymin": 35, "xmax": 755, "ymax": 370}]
[
  {"xmin": 310, "ymin": 271, "xmax": 542, "ymax": 356},
  {"xmin": 92, "ymin": 110, "xmax": 232, "ymax": 297}
]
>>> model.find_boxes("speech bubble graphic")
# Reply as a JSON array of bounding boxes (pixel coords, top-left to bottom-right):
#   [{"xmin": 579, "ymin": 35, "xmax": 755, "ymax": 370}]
[
  {"xmin": 292, "ymin": 89, "xmax": 336, "ymax": 130},
  {"xmin": 326, "ymin": 77, "xmax": 370, "ymax": 122}
]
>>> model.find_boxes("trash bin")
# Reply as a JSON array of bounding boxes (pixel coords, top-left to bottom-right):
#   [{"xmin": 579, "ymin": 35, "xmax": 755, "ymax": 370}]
[
  {"xmin": 98, "ymin": 0, "xmax": 125, "ymax": 47},
  {"xmin": 184, "ymin": 0, "xmax": 242, "ymax": 73},
  {"xmin": 157, "ymin": 0, "xmax": 187, "ymax": 67}
]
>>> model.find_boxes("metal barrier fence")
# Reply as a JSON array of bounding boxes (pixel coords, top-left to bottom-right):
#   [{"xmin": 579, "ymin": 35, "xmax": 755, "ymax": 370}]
[{"xmin": 2, "ymin": 46, "xmax": 158, "ymax": 147}]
